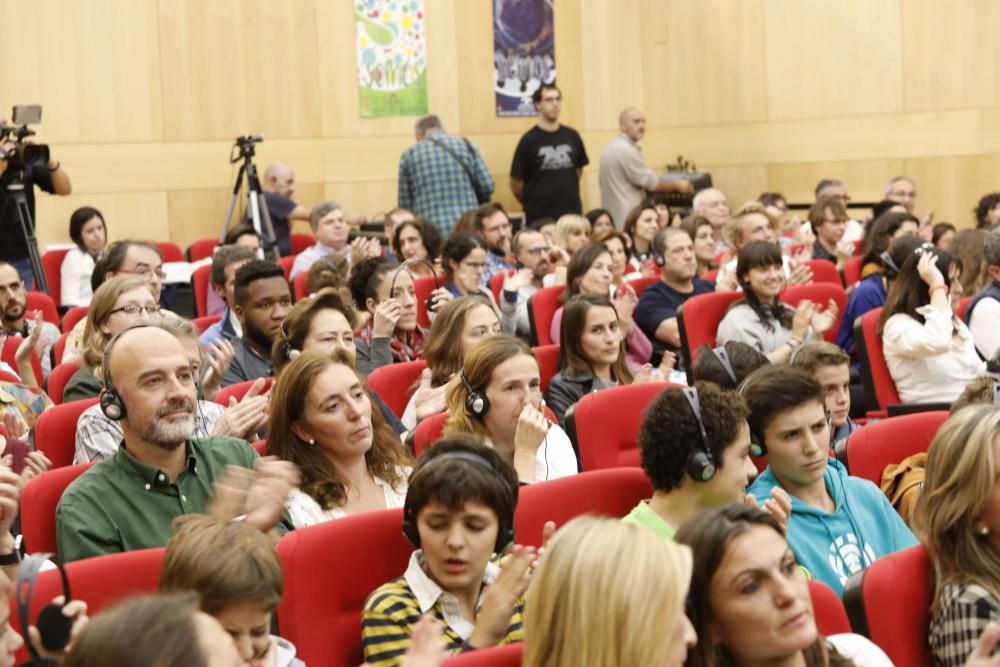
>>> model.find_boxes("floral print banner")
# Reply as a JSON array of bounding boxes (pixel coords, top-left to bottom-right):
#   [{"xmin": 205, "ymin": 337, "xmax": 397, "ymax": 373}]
[{"xmin": 355, "ymin": 0, "xmax": 428, "ymax": 118}]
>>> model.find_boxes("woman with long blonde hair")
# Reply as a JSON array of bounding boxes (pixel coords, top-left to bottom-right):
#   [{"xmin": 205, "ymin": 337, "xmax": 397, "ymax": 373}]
[
  {"xmin": 914, "ymin": 405, "xmax": 1000, "ymax": 667},
  {"xmin": 523, "ymin": 516, "xmax": 695, "ymax": 667}
]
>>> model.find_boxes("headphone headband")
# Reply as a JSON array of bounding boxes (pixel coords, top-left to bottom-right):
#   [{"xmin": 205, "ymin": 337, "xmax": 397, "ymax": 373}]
[
  {"xmin": 681, "ymin": 387, "xmax": 716, "ymax": 482},
  {"xmin": 709, "ymin": 345, "xmax": 737, "ymax": 386},
  {"xmin": 17, "ymin": 553, "xmax": 73, "ymax": 663}
]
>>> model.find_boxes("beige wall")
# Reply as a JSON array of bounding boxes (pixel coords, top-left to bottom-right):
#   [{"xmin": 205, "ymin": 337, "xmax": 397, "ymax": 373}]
[{"xmin": 4, "ymin": 0, "xmax": 999, "ymax": 252}]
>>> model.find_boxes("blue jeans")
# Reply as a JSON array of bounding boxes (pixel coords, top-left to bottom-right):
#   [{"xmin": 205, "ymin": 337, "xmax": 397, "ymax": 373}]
[{"xmin": 8, "ymin": 257, "xmax": 33, "ymax": 291}]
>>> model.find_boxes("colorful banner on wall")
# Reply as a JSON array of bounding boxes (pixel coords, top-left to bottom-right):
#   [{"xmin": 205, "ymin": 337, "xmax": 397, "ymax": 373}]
[
  {"xmin": 493, "ymin": 0, "xmax": 556, "ymax": 116},
  {"xmin": 355, "ymin": 0, "xmax": 428, "ymax": 118}
]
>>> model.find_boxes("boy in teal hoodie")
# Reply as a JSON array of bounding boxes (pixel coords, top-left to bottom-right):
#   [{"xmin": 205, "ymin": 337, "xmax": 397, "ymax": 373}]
[{"xmin": 743, "ymin": 365, "xmax": 917, "ymax": 595}]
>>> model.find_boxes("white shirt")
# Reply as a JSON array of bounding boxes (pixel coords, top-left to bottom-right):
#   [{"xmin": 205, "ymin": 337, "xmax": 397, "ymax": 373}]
[
  {"xmin": 883, "ymin": 305, "xmax": 986, "ymax": 404},
  {"xmin": 60, "ymin": 248, "xmax": 96, "ymax": 307},
  {"xmin": 485, "ymin": 424, "xmax": 578, "ymax": 483},
  {"xmin": 826, "ymin": 633, "xmax": 894, "ymax": 666},
  {"xmin": 969, "ymin": 296, "xmax": 1000, "ymax": 359},
  {"xmin": 404, "ymin": 550, "xmax": 501, "ymax": 640},
  {"xmin": 289, "ymin": 243, "xmax": 351, "ymax": 281},
  {"xmin": 284, "ymin": 466, "xmax": 410, "ymax": 529}
]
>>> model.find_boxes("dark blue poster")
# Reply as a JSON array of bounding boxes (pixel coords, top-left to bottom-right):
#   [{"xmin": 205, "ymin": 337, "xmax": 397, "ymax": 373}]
[{"xmin": 493, "ymin": 0, "xmax": 556, "ymax": 117}]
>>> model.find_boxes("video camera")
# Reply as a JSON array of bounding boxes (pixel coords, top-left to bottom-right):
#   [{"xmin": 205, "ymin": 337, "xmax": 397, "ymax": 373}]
[
  {"xmin": 230, "ymin": 133, "xmax": 264, "ymax": 163},
  {"xmin": 0, "ymin": 105, "xmax": 49, "ymax": 172}
]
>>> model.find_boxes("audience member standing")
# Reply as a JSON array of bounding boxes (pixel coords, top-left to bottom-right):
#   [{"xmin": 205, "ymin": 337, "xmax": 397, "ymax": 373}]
[
  {"xmin": 599, "ymin": 107, "xmax": 692, "ymax": 228},
  {"xmin": 510, "ymin": 84, "xmax": 589, "ymax": 224},
  {"xmin": 398, "ymin": 115, "xmax": 494, "ymax": 236}
]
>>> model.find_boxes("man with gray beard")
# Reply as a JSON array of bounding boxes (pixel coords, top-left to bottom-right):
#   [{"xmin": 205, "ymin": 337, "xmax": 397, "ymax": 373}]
[{"xmin": 56, "ymin": 324, "xmax": 299, "ymax": 563}]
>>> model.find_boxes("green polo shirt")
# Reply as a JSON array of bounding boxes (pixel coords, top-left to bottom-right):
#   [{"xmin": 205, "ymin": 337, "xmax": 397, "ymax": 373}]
[
  {"xmin": 56, "ymin": 436, "xmax": 272, "ymax": 563},
  {"xmin": 621, "ymin": 500, "xmax": 676, "ymax": 540}
]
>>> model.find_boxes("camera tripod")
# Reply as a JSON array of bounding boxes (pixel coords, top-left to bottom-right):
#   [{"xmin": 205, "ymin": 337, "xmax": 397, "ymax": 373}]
[
  {"xmin": 220, "ymin": 135, "xmax": 280, "ymax": 261},
  {"xmin": 3, "ymin": 173, "xmax": 48, "ymax": 293}
]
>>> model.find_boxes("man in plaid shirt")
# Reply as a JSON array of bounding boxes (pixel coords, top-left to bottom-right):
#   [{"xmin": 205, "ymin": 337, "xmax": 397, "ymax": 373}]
[{"xmin": 398, "ymin": 115, "xmax": 494, "ymax": 236}]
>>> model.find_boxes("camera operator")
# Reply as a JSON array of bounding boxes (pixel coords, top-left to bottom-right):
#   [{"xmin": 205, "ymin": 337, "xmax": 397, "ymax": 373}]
[
  {"xmin": 0, "ymin": 117, "xmax": 72, "ymax": 289},
  {"xmin": 258, "ymin": 162, "xmax": 310, "ymax": 257}
]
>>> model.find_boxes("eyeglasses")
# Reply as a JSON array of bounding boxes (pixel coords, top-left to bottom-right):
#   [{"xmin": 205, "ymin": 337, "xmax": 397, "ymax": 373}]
[
  {"xmin": 118, "ymin": 267, "xmax": 168, "ymax": 280},
  {"xmin": 108, "ymin": 304, "xmax": 161, "ymax": 317}
]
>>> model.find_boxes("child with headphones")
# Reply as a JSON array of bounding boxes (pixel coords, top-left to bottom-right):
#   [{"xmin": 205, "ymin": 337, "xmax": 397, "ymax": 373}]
[
  {"xmin": 362, "ymin": 436, "xmax": 535, "ymax": 666},
  {"xmin": 743, "ymin": 365, "xmax": 917, "ymax": 595},
  {"xmin": 624, "ymin": 381, "xmax": 789, "ymax": 540}
]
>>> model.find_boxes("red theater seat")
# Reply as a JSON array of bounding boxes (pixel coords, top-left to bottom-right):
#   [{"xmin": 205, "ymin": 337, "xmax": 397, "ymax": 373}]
[
  {"xmin": 41, "ymin": 249, "xmax": 70, "ymax": 307},
  {"xmin": 676, "ymin": 290, "xmax": 742, "ymax": 383},
  {"xmin": 191, "ymin": 264, "xmax": 211, "ymax": 317},
  {"xmin": 527, "ymin": 285, "xmax": 565, "ymax": 346},
  {"xmin": 26, "ymin": 291, "xmax": 59, "ymax": 326},
  {"xmin": 835, "ymin": 411, "xmax": 947, "ymax": 484},
  {"xmin": 367, "ymin": 360, "xmax": 427, "ymax": 419},
  {"xmin": 34, "ymin": 397, "xmax": 99, "ymax": 468},
  {"xmin": 783, "ymin": 282, "xmax": 848, "ymax": 344},
  {"xmin": 46, "ymin": 360, "xmax": 82, "ymax": 404},
  {"xmin": 21, "ymin": 462, "xmax": 97, "ymax": 555}
]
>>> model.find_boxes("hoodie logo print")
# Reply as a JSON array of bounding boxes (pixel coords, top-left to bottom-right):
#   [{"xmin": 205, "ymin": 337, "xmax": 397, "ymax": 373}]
[{"xmin": 827, "ymin": 534, "xmax": 876, "ymax": 585}]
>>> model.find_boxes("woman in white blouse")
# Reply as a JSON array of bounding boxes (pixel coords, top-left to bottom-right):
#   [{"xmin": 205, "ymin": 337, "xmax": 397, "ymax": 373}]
[
  {"xmin": 880, "ymin": 244, "xmax": 996, "ymax": 404},
  {"xmin": 60, "ymin": 206, "xmax": 107, "ymax": 307},
  {"xmin": 266, "ymin": 348, "xmax": 412, "ymax": 528}
]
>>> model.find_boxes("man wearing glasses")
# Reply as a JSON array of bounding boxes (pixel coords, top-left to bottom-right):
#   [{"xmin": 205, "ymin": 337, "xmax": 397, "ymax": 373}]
[
  {"xmin": 62, "ymin": 240, "xmax": 170, "ymax": 364},
  {"xmin": 222, "ymin": 259, "xmax": 292, "ymax": 388},
  {"xmin": 814, "ymin": 179, "xmax": 864, "ymax": 243},
  {"xmin": 0, "ymin": 261, "xmax": 60, "ymax": 379},
  {"xmin": 499, "ymin": 229, "xmax": 552, "ymax": 339},
  {"xmin": 474, "ymin": 203, "xmax": 515, "ymax": 286}
]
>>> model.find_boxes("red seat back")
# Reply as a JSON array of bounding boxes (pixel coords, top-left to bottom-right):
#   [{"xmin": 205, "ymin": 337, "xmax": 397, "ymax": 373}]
[
  {"xmin": 808, "ymin": 580, "xmax": 852, "ymax": 636},
  {"xmin": 843, "ymin": 544, "xmax": 933, "ymax": 667},
  {"xmin": 214, "ymin": 377, "xmax": 274, "ymax": 406},
  {"xmin": 955, "ymin": 295, "xmax": 973, "ymax": 321},
  {"xmin": 413, "ymin": 406, "xmax": 559, "ymax": 457},
  {"xmin": 533, "ymin": 344, "xmax": 560, "ymax": 393},
  {"xmin": 676, "ymin": 290, "xmax": 743, "ymax": 382},
  {"xmin": 157, "ymin": 242, "xmax": 184, "ymax": 263},
  {"xmin": 565, "ymin": 382, "xmax": 672, "ymax": 471},
  {"xmin": 702, "ymin": 268, "xmax": 719, "ymax": 282},
  {"xmin": 367, "ymin": 360, "xmax": 427, "ymax": 419},
  {"xmin": 11, "ymin": 548, "xmax": 165, "ymax": 666},
  {"xmin": 842, "ymin": 256, "xmax": 863, "ymax": 288},
  {"xmin": 293, "ymin": 270, "xmax": 309, "ymax": 301},
  {"xmin": 34, "ymin": 397, "xmax": 99, "ymax": 468},
  {"xmin": 41, "ymin": 248, "xmax": 70, "ymax": 307},
  {"xmin": 489, "ymin": 271, "xmax": 506, "ymax": 305},
  {"xmin": 839, "ymin": 411, "xmax": 947, "ymax": 484},
  {"xmin": 46, "ymin": 360, "xmax": 84, "ymax": 405},
  {"xmin": 624, "ymin": 275, "xmax": 659, "ymax": 297},
  {"xmin": 61, "ymin": 305, "xmax": 88, "ymax": 333},
  {"xmin": 1, "ymin": 336, "xmax": 42, "ymax": 384},
  {"xmin": 25, "ymin": 291, "xmax": 59, "ymax": 326},
  {"xmin": 856, "ymin": 308, "xmax": 900, "ymax": 411},
  {"xmin": 290, "ymin": 233, "xmax": 315, "ymax": 255},
  {"xmin": 278, "ymin": 256, "xmax": 296, "ymax": 281},
  {"xmin": 191, "ymin": 314, "xmax": 222, "ymax": 333},
  {"xmin": 276, "ymin": 508, "xmax": 412, "ymax": 667},
  {"xmin": 413, "ymin": 276, "xmax": 439, "ymax": 329},
  {"xmin": 187, "ymin": 238, "xmax": 218, "ymax": 262},
  {"xmin": 515, "ymin": 468, "xmax": 653, "ymax": 546},
  {"xmin": 52, "ymin": 332, "xmax": 69, "ymax": 366},
  {"xmin": 527, "ymin": 285, "xmax": 565, "ymax": 346},
  {"xmin": 191, "ymin": 264, "xmax": 212, "ymax": 317},
  {"xmin": 783, "ymin": 282, "xmax": 848, "ymax": 343},
  {"xmin": 20, "ymin": 462, "xmax": 97, "ymax": 555},
  {"xmin": 444, "ymin": 643, "xmax": 523, "ymax": 666},
  {"xmin": 804, "ymin": 259, "xmax": 844, "ymax": 286}
]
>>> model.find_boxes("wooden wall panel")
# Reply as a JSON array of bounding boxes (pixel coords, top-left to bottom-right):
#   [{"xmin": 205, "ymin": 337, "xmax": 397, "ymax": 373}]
[
  {"xmin": 579, "ymin": 0, "xmax": 644, "ymax": 132},
  {"xmin": 902, "ymin": 0, "xmax": 1000, "ymax": 112},
  {"xmin": 765, "ymin": 159, "xmax": 907, "ymax": 206},
  {"xmin": 762, "ymin": 0, "xmax": 903, "ymax": 121},
  {"xmin": 34, "ymin": 192, "xmax": 170, "ymax": 250}
]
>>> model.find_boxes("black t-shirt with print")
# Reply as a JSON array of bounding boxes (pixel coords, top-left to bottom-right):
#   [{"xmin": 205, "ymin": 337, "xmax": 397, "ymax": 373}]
[{"xmin": 510, "ymin": 125, "xmax": 589, "ymax": 223}]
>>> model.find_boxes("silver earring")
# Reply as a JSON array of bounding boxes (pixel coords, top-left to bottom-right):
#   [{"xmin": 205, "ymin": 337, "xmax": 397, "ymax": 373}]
[{"xmin": 308, "ymin": 438, "xmax": 316, "ymax": 446}]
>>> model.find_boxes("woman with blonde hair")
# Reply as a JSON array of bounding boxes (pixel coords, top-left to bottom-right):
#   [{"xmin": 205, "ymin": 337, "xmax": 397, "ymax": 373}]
[
  {"xmin": 523, "ymin": 515, "xmax": 696, "ymax": 667},
  {"xmin": 63, "ymin": 274, "xmax": 162, "ymax": 402},
  {"xmin": 266, "ymin": 349, "xmax": 412, "ymax": 527},
  {"xmin": 554, "ymin": 213, "xmax": 591, "ymax": 257},
  {"xmin": 915, "ymin": 405, "xmax": 1000, "ymax": 667},
  {"xmin": 444, "ymin": 335, "xmax": 576, "ymax": 483}
]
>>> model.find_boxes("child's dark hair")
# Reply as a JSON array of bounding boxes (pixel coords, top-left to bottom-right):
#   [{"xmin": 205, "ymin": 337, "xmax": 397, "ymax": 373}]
[
  {"xmin": 692, "ymin": 341, "xmax": 769, "ymax": 390},
  {"xmin": 740, "ymin": 365, "xmax": 824, "ymax": 444},
  {"xmin": 348, "ymin": 256, "xmax": 392, "ymax": 310}
]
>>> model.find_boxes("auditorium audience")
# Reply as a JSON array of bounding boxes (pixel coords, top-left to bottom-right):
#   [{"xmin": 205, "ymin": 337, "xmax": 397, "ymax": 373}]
[
  {"xmin": 934, "ymin": 221, "xmax": 958, "ymax": 252},
  {"xmin": 677, "ymin": 504, "xmax": 894, "ymax": 666},
  {"xmin": 593, "ymin": 229, "xmax": 637, "ymax": 287},
  {"xmin": 266, "ymin": 349, "xmax": 411, "ymax": 527},
  {"xmin": 692, "ymin": 187, "xmax": 731, "ymax": 253},
  {"xmin": 160, "ymin": 515, "xmax": 304, "ymax": 666},
  {"xmin": 60, "ymin": 206, "xmax": 107, "ymax": 307},
  {"xmin": 523, "ymin": 516, "xmax": 696, "ymax": 667},
  {"xmin": 498, "ymin": 228, "xmax": 553, "ymax": 338},
  {"xmin": 554, "ymin": 213, "xmax": 591, "ymax": 258},
  {"xmin": 715, "ymin": 202, "xmax": 812, "ymax": 290},
  {"xmin": 790, "ymin": 341, "xmax": 859, "ymax": 446},
  {"xmin": 859, "ymin": 211, "xmax": 920, "ymax": 278},
  {"xmin": 224, "ymin": 223, "xmax": 263, "ymax": 254},
  {"xmin": 744, "ymin": 366, "xmax": 917, "ymax": 594},
  {"xmin": 290, "ymin": 201, "xmax": 379, "ymax": 280},
  {"xmin": 472, "ymin": 203, "xmax": 514, "ymax": 286},
  {"xmin": 813, "ymin": 178, "xmax": 865, "ymax": 241},
  {"xmin": 363, "ymin": 436, "xmax": 531, "ymax": 665},
  {"xmin": 585, "ymin": 207, "xmax": 614, "ymax": 237},
  {"xmin": 56, "ymin": 325, "xmax": 298, "ymax": 562},
  {"xmin": 199, "ymin": 244, "xmax": 256, "ymax": 348},
  {"xmin": 402, "ymin": 295, "xmax": 501, "ymax": 431},
  {"xmin": 915, "ymin": 405, "xmax": 1000, "ymax": 667},
  {"xmin": 952, "ymin": 228, "xmax": 990, "ymax": 298},
  {"xmin": 975, "ymin": 192, "xmax": 1000, "ymax": 230},
  {"xmin": 550, "ymin": 243, "xmax": 652, "ymax": 370},
  {"xmin": 221, "ymin": 259, "xmax": 292, "ymax": 388},
  {"xmin": 444, "ymin": 336, "xmax": 577, "ymax": 482},
  {"xmin": 690, "ymin": 341, "xmax": 769, "ymax": 390},
  {"xmin": 0, "ymin": 261, "xmax": 60, "ymax": 379},
  {"xmin": 392, "ymin": 216, "xmax": 443, "ymax": 278},
  {"xmin": 717, "ymin": 241, "xmax": 838, "ymax": 363},
  {"xmin": 622, "ymin": 202, "xmax": 658, "ymax": 270},
  {"xmin": 304, "ymin": 253, "xmax": 352, "ymax": 297},
  {"xmin": 808, "ymin": 196, "xmax": 854, "ymax": 268},
  {"xmin": 967, "ymin": 234, "xmax": 1000, "ymax": 359},
  {"xmin": 441, "ymin": 232, "xmax": 506, "ymax": 319},
  {"xmin": 880, "ymin": 244, "xmax": 990, "ymax": 404},
  {"xmin": 63, "ymin": 275, "xmax": 162, "ymax": 402},
  {"xmin": 680, "ymin": 214, "xmax": 717, "ymax": 277}
]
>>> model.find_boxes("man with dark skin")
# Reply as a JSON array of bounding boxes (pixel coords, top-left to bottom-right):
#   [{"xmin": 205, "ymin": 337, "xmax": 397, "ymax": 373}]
[{"xmin": 222, "ymin": 260, "xmax": 292, "ymax": 387}]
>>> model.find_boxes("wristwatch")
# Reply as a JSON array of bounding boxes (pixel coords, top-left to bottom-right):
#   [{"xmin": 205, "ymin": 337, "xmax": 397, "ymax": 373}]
[{"xmin": 0, "ymin": 534, "xmax": 23, "ymax": 566}]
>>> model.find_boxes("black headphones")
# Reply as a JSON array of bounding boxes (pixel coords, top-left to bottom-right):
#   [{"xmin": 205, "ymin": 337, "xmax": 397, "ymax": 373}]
[
  {"xmin": 402, "ymin": 451, "xmax": 516, "ymax": 554},
  {"xmin": 736, "ymin": 376, "xmax": 767, "ymax": 457},
  {"xmin": 100, "ymin": 323, "xmax": 157, "ymax": 420},
  {"xmin": 16, "ymin": 553, "xmax": 73, "ymax": 666},
  {"xmin": 389, "ymin": 258, "xmax": 442, "ymax": 315},
  {"xmin": 460, "ymin": 370, "xmax": 490, "ymax": 418},
  {"xmin": 707, "ymin": 345, "xmax": 737, "ymax": 386},
  {"xmin": 652, "ymin": 230, "xmax": 667, "ymax": 267},
  {"xmin": 682, "ymin": 387, "xmax": 717, "ymax": 482},
  {"xmin": 279, "ymin": 318, "xmax": 300, "ymax": 361}
]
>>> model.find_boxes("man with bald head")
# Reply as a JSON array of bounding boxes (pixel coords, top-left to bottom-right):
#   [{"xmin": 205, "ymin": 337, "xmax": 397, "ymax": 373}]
[
  {"xmin": 599, "ymin": 107, "xmax": 693, "ymax": 228},
  {"xmin": 56, "ymin": 323, "xmax": 298, "ymax": 563},
  {"xmin": 693, "ymin": 187, "xmax": 731, "ymax": 253},
  {"xmin": 258, "ymin": 163, "xmax": 311, "ymax": 256}
]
